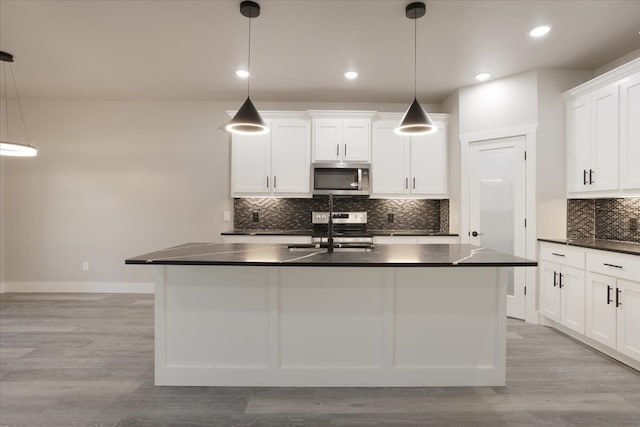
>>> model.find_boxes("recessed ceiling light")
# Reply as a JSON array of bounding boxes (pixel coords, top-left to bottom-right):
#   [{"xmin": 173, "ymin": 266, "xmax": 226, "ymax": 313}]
[
  {"xmin": 235, "ymin": 69, "xmax": 250, "ymax": 78},
  {"xmin": 344, "ymin": 71, "xmax": 358, "ymax": 80},
  {"xmin": 475, "ymin": 72, "xmax": 491, "ymax": 81},
  {"xmin": 528, "ymin": 25, "xmax": 551, "ymax": 38}
]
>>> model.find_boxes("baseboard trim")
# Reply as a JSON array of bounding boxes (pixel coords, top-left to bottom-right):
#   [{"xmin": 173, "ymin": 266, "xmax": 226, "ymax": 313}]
[{"xmin": 0, "ymin": 281, "xmax": 154, "ymax": 294}]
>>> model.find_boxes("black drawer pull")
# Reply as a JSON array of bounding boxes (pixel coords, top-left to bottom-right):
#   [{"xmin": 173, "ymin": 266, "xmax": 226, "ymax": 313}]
[
  {"xmin": 607, "ymin": 285, "xmax": 612, "ymax": 304},
  {"xmin": 603, "ymin": 263, "xmax": 623, "ymax": 269},
  {"xmin": 551, "ymin": 252, "xmax": 566, "ymax": 257}
]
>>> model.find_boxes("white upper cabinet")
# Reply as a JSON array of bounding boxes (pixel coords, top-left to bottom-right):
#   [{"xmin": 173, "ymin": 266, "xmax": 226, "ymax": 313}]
[
  {"xmin": 232, "ymin": 123, "xmax": 272, "ymax": 195},
  {"xmin": 620, "ymin": 73, "xmax": 640, "ymax": 191},
  {"xmin": 371, "ymin": 114, "xmax": 448, "ymax": 198},
  {"xmin": 566, "ymin": 84, "xmax": 619, "ymax": 194},
  {"xmin": 271, "ymin": 120, "xmax": 312, "ymax": 195},
  {"xmin": 564, "ymin": 58, "xmax": 640, "ymax": 197},
  {"xmin": 231, "ymin": 113, "xmax": 311, "ymax": 198},
  {"xmin": 310, "ymin": 111, "xmax": 375, "ymax": 163},
  {"xmin": 411, "ymin": 123, "xmax": 448, "ymax": 195}
]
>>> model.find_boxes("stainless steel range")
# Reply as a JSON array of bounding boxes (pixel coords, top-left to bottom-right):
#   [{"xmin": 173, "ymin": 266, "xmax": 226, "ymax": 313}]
[{"xmin": 311, "ymin": 211, "xmax": 373, "ymax": 248}]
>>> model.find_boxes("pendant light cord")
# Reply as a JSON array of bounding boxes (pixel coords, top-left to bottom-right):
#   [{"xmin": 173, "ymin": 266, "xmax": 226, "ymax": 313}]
[
  {"xmin": 247, "ymin": 14, "xmax": 252, "ymax": 98},
  {"xmin": 413, "ymin": 14, "xmax": 417, "ymax": 99}
]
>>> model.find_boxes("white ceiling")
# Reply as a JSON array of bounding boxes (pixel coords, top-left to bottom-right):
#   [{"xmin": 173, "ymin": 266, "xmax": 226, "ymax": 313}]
[{"xmin": 1, "ymin": 0, "xmax": 639, "ymax": 104}]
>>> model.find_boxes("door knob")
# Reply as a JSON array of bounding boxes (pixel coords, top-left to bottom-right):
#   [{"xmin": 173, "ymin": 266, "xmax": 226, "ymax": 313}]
[{"xmin": 471, "ymin": 231, "xmax": 484, "ymax": 237}]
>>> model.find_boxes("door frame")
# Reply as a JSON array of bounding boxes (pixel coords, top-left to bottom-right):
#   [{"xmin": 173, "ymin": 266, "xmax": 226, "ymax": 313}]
[{"xmin": 460, "ymin": 124, "xmax": 538, "ymax": 324}]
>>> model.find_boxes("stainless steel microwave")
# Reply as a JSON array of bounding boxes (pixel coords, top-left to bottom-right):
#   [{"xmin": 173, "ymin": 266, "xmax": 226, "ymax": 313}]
[{"xmin": 312, "ymin": 163, "xmax": 370, "ymax": 196}]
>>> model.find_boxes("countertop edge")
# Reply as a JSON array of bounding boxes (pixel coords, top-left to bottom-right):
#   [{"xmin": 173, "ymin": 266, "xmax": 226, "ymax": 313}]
[
  {"xmin": 125, "ymin": 260, "xmax": 537, "ymax": 267},
  {"xmin": 538, "ymin": 238, "xmax": 640, "ymax": 256}
]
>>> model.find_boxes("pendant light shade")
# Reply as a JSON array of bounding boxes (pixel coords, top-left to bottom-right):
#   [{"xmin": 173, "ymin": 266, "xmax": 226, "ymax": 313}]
[
  {"xmin": 225, "ymin": 96, "xmax": 268, "ymax": 135},
  {"xmin": 0, "ymin": 51, "xmax": 37, "ymax": 157},
  {"xmin": 227, "ymin": 1, "xmax": 268, "ymax": 135},
  {"xmin": 395, "ymin": 97, "xmax": 436, "ymax": 135},
  {"xmin": 395, "ymin": 2, "xmax": 437, "ymax": 136}
]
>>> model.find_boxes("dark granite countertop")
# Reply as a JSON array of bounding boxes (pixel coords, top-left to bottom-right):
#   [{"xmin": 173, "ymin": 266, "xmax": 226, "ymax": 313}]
[
  {"xmin": 221, "ymin": 229, "xmax": 313, "ymax": 236},
  {"xmin": 221, "ymin": 230, "xmax": 458, "ymax": 237},
  {"xmin": 538, "ymin": 238, "xmax": 640, "ymax": 256},
  {"xmin": 126, "ymin": 243, "xmax": 536, "ymax": 267}
]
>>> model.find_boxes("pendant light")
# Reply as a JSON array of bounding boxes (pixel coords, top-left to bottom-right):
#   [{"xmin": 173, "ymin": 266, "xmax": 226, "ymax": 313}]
[
  {"xmin": 0, "ymin": 51, "xmax": 37, "ymax": 157},
  {"xmin": 395, "ymin": 2, "xmax": 437, "ymax": 136},
  {"xmin": 226, "ymin": 1, "xmax": 268, "ymax": 135}
]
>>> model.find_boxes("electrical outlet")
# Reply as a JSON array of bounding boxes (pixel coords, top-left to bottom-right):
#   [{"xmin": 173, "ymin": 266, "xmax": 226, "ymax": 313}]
[
  {"xmin": 252, "ymin": 212, "xmax": 259, "ymax": 222},
  {"xmin": 223, "ymin": 211, "xmax": 231, "ymax": 222},
  {"xmin": 387, "ymin": 213, "xmax": 394, "ymax": 223},
  {"xmin": 82, "ymin": 261, "xmax": 89, "ymax": 271},
  {"xmin": 630, "ymin": 218, "xmax": 638, "ymax": 232}
]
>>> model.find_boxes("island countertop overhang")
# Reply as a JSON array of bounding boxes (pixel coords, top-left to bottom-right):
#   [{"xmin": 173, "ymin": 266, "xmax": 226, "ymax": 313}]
[{"xmin": 125, "ymin": 242, "xmax": 537, "ymax": 267}]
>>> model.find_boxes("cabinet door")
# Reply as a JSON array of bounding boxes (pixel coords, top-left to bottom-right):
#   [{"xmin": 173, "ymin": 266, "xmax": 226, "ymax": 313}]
[
  {"xmin": 371, "ymin": 123, "xmax": 409, "ymax": 195},
  {"xmin": 410, "ymin": 123, "xmax": 447, "ymax": 196},
  {"xmin": 343, "ymin": 120, "xmax": 370, "ymax": 161},
  {"xmin": 539, "ymin": 261, "xmax": 561, "ymax": 322},
  {"xmin": 620, "ymin": 73, "xmax": 640, "ymax": 190},
  {"xmin": 272, "ymin": 120, "xmax": 311, "ymax": 196},
  {"xmin": 585, "ymin": 272, "xmax": 617, "ymax": 349},
  {"xmin": 566, "ymin": 96, "xmax": 591, "ymax": 193},
  {"xmin": 590, "ymin": 84, "xmax": 619, "ymax": 191},
  {"xmin": 559, "ymin": 266, "xmax": 586, "ymax": 334},
  {"xmin": 313, "ymin": 119, "xmax": 342, "ymax": 161},
  {"xmin": 617, "ymin": 279, "xmax": 640, "ymax": 362},
  {"xmin": 231, "ymin": 130, "xmax": 271, "ymax": 196}
]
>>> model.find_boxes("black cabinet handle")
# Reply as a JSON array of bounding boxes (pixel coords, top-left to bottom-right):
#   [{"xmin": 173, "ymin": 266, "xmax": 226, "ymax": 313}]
[
  {"xmin": 583, "ymin": 170, "xmax": 588, "ymax": 185},
  {"xmin": 589, "ymin": 169, "xmax": 594, "ymax": 184},
  {"xmin": 553, "ymin": 271, "xmax": 557, "ymax": 287},
  {"xmin": 266, "ymin": 176, "xmax": 269, "ymax": 189},
  {"xmin": 559, "ymin": 273, "xmax": 563, "ymax": 288},
  {"xmin": 607, "ymin": 285, "xmax": 612, "ymax": 304},
  {"xmin": 551, "ymin": 252, "xmax": 566, "ymax": 257},
  {"xmin": 604, "ymin": 263, "xmax": 623, "ymax": 269},
  {"xmin": 616, "ymin": 288, "xmax": 622, "ymax": 308}
]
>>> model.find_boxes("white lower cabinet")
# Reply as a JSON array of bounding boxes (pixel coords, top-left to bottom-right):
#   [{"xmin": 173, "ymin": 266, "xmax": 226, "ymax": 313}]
[
  {"xmin": 539, "ymin": 260, "xmax": 585, "ymax": 334},
  {"xmin": 539, "ymin": 241, "xmax": 640, "ymax": 365},
  {"xmin": 586, "ymin": 270, "xmax": 640, "ymax": 362}
]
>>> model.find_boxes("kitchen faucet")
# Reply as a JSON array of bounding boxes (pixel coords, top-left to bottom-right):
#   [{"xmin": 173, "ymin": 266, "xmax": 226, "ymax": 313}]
[{"xmin": 327, "ymin": 193, "xmax": 334, "ymax": 253}]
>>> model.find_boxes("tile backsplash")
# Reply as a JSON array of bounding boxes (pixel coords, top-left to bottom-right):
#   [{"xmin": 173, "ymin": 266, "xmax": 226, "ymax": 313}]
[
  {"xmin": 234, "ymin": 197, "xmax": 449, "ymax": 232},
  {"xmin": 567, "ymin": 198, "xmax": 640, "ymax": 243}
]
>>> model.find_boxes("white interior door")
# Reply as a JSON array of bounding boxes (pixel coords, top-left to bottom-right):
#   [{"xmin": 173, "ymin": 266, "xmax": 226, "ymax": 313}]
[{"xmin": 469, "ymin": 136, "xmax": 527, "ymax": 319}]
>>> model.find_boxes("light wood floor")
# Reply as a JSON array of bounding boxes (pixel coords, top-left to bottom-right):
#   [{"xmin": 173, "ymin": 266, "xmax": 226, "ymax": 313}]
[{"xmin": 1, "ymin": 293, "xmax": 639, "ymax": 427}]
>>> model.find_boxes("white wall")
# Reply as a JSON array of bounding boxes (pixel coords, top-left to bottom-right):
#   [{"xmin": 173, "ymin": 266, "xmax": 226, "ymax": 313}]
[
  {"xmin": 1, "ymin": 100, "xmax": 233, "ymax": 285},
  {"xmin": 458, "ymin": 71, "xmax": 538, "ymax": 136},
  {"xmin": 594, "ymin": 48, "xmax": 640, "ymax": 77}
]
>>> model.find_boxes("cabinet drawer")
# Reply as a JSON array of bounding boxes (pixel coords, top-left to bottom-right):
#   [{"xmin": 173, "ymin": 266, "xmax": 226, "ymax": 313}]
[
  {"xmin": 539, "ymin": 243, "xmax": 585, "ymax": 268},
  {"xmin": 587, "ymin": 251, "xmax": 640, "ymax": 282}
]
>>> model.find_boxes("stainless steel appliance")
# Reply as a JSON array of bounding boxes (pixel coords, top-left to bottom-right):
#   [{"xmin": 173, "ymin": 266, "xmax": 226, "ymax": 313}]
[
  {"xmin": 312, "ymin": 163, "xmax": 370, "ymax": 196},
  {"xmin": 311, "ymin": 211, "xmax": 373, "ymax": 248}
]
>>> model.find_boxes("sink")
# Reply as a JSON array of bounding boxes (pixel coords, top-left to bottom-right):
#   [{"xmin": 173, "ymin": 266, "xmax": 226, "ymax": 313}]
[{"xmin": 287, "ymin": 245, "xmax": 374, "ymax": 253}]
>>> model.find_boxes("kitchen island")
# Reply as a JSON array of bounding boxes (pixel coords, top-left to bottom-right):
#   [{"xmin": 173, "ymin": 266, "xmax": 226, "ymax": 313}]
[{"xmin": 126, "ymin": 243, "xmax": 536, "ymax": 387}]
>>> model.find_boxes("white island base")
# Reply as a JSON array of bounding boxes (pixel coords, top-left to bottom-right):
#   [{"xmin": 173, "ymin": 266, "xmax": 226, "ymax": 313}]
[{"xmin": 154, "ymin": 265, "xmax": 508, "ymax": 387}]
